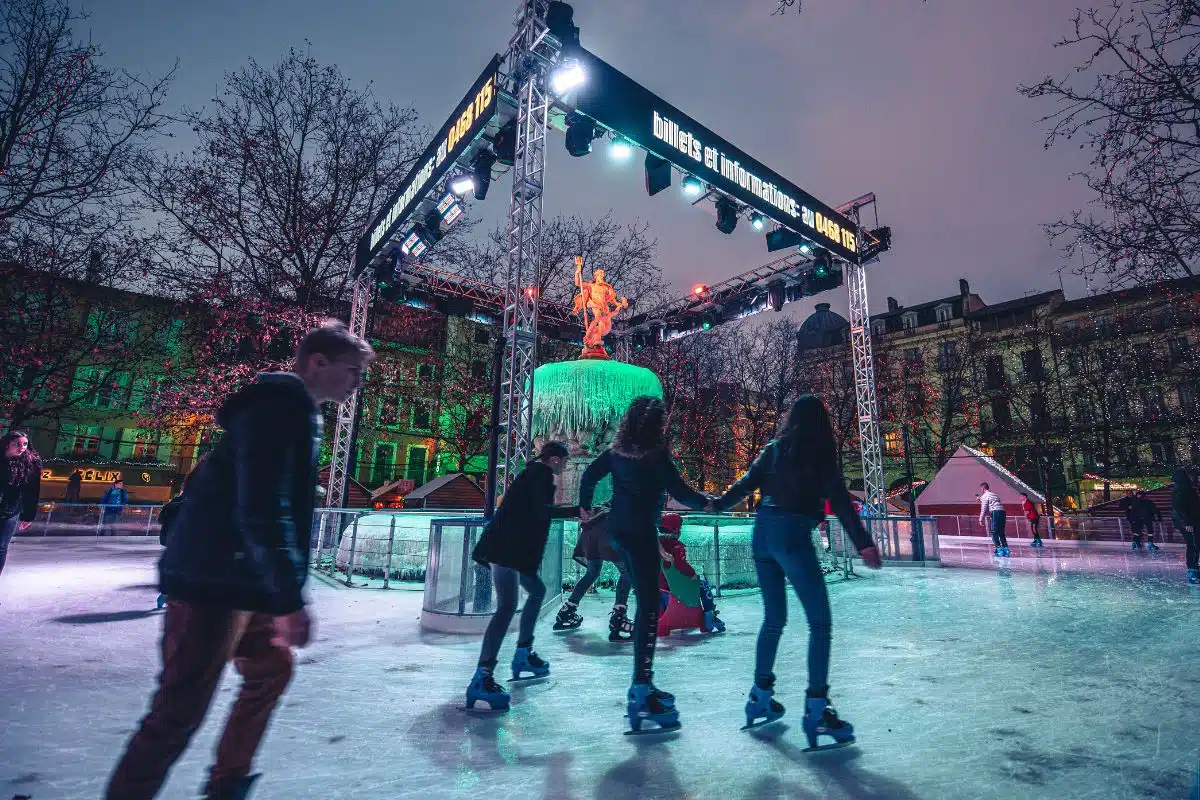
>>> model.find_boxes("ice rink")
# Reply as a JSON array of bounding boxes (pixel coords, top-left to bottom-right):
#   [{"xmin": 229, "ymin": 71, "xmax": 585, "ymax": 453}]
[{"xmin": 1, "ymin": 537, "xmax": 1197, "ymax": 799}]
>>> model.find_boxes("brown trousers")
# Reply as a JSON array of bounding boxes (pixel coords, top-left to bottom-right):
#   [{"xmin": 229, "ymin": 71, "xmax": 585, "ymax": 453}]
[{"xmin": 105, "ymin": 600, "xmax": 294, "ymax": 799}]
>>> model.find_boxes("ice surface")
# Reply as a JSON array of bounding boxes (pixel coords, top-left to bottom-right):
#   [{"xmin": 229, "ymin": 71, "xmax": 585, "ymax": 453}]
[{"xmin": 1, "ymin": 537, "xmax": 1198, "ymax": 799}]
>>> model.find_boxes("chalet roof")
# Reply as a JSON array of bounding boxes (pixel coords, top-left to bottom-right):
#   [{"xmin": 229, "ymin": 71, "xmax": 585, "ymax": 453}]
[{"xmin": 403, "ymin": 472, "xmax": 480, "ymax": 500}]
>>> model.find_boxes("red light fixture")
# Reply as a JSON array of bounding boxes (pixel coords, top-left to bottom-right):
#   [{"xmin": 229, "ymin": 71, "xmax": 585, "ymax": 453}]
[{"xmin": 692, "ymin": 284, "xmax": 708, "ymax": 297}]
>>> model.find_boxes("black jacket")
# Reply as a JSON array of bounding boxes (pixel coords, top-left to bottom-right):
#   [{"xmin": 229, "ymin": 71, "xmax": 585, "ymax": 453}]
[
  {"xmin": 579, "ymin": 447, "xmax": 707, "ymax": 538},
  {"xmin": 0, "ymin": 457, "xmax": 41, "ymax": 522},
  {"xmin": 472, "ymin": 460, "xmax": 573, "ymax": 575},
  {"xmin": 1171, "ymin": 471, "xmax": 1200, "ymax": 534},
  {"xmin": 717, "ymin": 440, "xmax": 873, "ymax": 552},
  {"xmin": 159, "ymin": 373, "xmax": 321, "ymax": 614}
]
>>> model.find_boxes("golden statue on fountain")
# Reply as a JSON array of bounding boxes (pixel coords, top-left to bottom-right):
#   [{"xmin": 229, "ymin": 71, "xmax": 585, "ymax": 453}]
[{"xmin": 571, "ymin": 255, "xmax": 628, "ymax": 359}]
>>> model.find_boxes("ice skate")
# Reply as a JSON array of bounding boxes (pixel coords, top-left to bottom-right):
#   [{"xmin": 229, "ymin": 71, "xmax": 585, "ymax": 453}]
[
  {"xmin": 625, "ymin": 682, "xmax": 681, "ymax": 735},
  {"xmin": 155, "ymin": 593, "xmax": 166, "ymax": 610},
  {"xmin": 608, "ymin": 604, "xmax": 633, "ymax": 642},
  {"xmin": 1187, "ymin": 568, "xmax": 1198, "ymax": 584},
  {"xmin": 553, "ymin": 600, "xmax": 583, "ymax": 631},
  {"xmin": 464, "ymin": 666, "xmax": 510, "ymax": 712},
  {"xmin": 205, "ymin": 773, "xmax": 260, "ymax": 800},
  {"xmin": 510, "ymin": 646, "xmax": 550, "ymax": 681},
  {"xmin": 1002, "ymin": 547, "xmax": 1011, "ymax": 557},
  {"xmin": 993, "ymin": 547, "xmax": 1003, "ymax": 557},
  {"xmin": 704, "ymin": 609, "xmax": 726, "ymax": 633},
  {"xmin": 1147, "ymin": 541, "xmax": 1160, "ymax": 551},
  {"xmin": 742, "ymin": 683, "xmax": 785, "ymax": 730},
  {"xmin": 802, "ymin": 691, "xmax": 856, "ymax": 751},
  {"xmin": 1031, "ymin": 539, "xmax": 1044, "ymax": 549},
  {"xmin": 1132, "ymin": 539, "xmax": 1142, "ymax": 550}
]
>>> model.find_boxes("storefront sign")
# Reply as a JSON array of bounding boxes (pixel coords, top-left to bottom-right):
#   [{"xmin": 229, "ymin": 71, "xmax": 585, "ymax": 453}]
[
  {"xmin": 359, "ymin": 56, "xmax": 501, "ymax": 269},
  {"xmin": 41, "ymin": 468, "xmax": 122, "ymax": 483},
  {"xmin": 572, "ymin": 49, "xmax": 860, "ymax": 262}
]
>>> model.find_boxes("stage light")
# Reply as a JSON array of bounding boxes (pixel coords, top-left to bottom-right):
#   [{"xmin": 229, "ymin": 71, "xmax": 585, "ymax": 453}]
[
  {"xmin": 645, "ymin": 152, "xmax": 671, "ymax": 196},
  {"xmin": 692, "ymin": 284, "xmax": 709, "ymax": 297},
  {"xmin": 524, "ymin": 286, "xmax": 538, "ymax": 299},
  {"xmin": 681, "ymin": 175, "xmax": 703, "ymax": 197},
  {"xmin": 493, "ymin": 120, "xmax": 517, "ymax": 166},
  {"xmin": 609, "ymin": 137, "xmax": 633, "ymax": 161},
  {"xmin": 436, "ymin": 193, "xmax": 464, "ymax": 227},
  {"xmin": 700, "ymin": 317, "xmax": 714, "ymax": 331},
  {"xmin": 799, "ymin": 243, "xmax": 812, "ymax": 255},
  {"xmin": 400, "ymin": 229, "xmax": 427, "ymax": 260},
  {"xmin": 750, "ymin": 213, "xmax": 766, "ymax": 231},
  {"xmin": 767, "ymin": 280, "xmax": 785, "ymax": 313},
  {"xmin": 715, "ymin": 197, "xmax": 739, "ymax": 235},
  {"xmin": 551, "ymin": 61, "xmax": 586, "ymax": 95},
  {"xmin": 450, "ymin": 175, "xmax": 475, "ymax": 196},
  {"xmin": 471, "ymin": 149, "xmax": 496, "ymax": 200},
  {"xmin": 565, "ymin": 112, "xmax": 596, "ymax": 157},
  {"xmin": 813, "ymin": 252, "xmax": 831, "ymax": 278}
]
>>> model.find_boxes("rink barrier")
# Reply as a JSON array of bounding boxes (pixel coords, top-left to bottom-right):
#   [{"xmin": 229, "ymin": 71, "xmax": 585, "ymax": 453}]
[
  {"xmin": 24, "ymin": 502, "xmax": 162, "ymax": 537},
  {"xmin": 928, "ymin": 514, "xmax": 1185, "ymax": 545}
]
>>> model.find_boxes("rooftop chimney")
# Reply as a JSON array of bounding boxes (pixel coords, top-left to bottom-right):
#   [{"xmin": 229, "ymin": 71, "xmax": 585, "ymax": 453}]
[{"xmin": 887, "ymin": 296, "xmax": 899, "ymax": 312}]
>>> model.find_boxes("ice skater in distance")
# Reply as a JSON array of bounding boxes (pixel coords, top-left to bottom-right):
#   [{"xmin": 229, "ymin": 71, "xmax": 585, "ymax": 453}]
[
  {"xmin": 578, "ymin": 396, "xmax": 711, "ymax": 734},
  {"xmin": 979, "ymin": 482, "xmax": 1009, "ymax": 557},
  {"xmin": 465, "ymin": 441, "xmax": 574, "ymax": 711},
  {"xmin": 713, "ymin": 395, "xmax": 882, "ymax": 746}
]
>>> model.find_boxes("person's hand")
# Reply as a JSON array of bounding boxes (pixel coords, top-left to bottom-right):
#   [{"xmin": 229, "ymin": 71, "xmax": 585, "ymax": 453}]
[
  {"xmin": 859, "ymin": 546, "xmax": 882, "ymax": 570},
  {"xmin": 659, "ymin": 547, "xmax": 673, "ymax": 565},
  {"xmin": 17, "ymin": 521, "xmax": 32, "ymax": 532},
  {"xmin": 579, "ymin": 507, "xmax": 595, "ymax": 523},
  {"xmin": 274, "ymin": 608, "xmax": 312, "ymax": 649}
]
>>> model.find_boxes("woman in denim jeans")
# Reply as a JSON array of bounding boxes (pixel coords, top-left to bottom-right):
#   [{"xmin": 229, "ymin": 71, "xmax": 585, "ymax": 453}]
[{"xmin": 716, "ymin": 395, "xmax": 881, "ymax": 747}]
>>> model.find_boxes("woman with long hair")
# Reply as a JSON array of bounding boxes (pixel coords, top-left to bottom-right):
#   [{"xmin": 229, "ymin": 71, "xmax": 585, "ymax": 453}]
[
  {"xmin": 578, "ymin": 396, "xmax": 709, "ymax": 733},
  {"xmin": 0, "ymin": 430, "xmax": 42, "ymax": 576},
  {"xmin": 715, "ymin": 395, "xmax": 881, "ymax": 747}
]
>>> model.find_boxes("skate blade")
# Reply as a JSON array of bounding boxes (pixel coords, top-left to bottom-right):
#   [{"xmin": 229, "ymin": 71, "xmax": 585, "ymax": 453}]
[
  {"xmin": 624, "ymin": 722, "xmax": 681, "ymax": 736},
  {"xmin": 802, "ymin": 737, "xmax": 856, "ymax": 753},
  {"xmin": 741, "ymin": 716, "xmax": 784, "ymax": 731},
  {"xmin": 552, "ymin": 623, "xmax": 583, "ymax": 631},
  {"xmin": 459, "ymin": 704, "xmax": 510, "ymax": 714},
  {"xmin": 508, "ymin": 673, "xmax": 551, "ymax": 684}
]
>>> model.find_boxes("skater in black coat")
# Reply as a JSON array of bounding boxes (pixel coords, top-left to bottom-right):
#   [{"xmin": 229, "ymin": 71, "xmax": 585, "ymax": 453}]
[
  {"xmin": 0, "ymin": 430, "xmax": 41, "ymax": 577},
  {"xmin": 465, "ymin": 441, "xmax": 573, "ymax": 711},
  {"xmin": 578, "ymin": 396, "xmax": 710, "ymax": 732},
  {"xmin": 1171, "ymin": 470, "xmax": 1200, "ymax": 584}
]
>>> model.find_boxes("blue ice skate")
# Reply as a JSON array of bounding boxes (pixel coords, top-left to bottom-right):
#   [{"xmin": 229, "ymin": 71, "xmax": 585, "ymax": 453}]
[
  {"xmin": 1187, "ymin": 568, "xmax": 1198, "ymax": 584},
  {"xmin": 204, "ymin": 773, "xmax": 260, "ymax": 800},
  {"xmin": 465, "ymin": 667, "xmax": 510, "ymax": 712},
  {"xmin": 1147, "ymin": 541, "xmax": 1160, "ymax": 551},
  {"xmin": 802, "ymin": 692, "xmax": 856, "ymax": 751},
  {"xmin": 742, "ymin": 684, "xmax": 785, "ymax": 730},
  {"xmin": 704, "ymin": 610, "xmax": 726, "ymax": 633},
  {"xmin": 625, "ymin": 682, "xmax": 680, "ymax": 734},
  {"xmin": 1002, "ymin": 547, "xmax": 1011, "ymax": 557},
  {"xmin": 511, "ymin": 646, "xmax": 550, "ymax": 681},
  {"xmin": 993, "ymin": 547, "xmax": 1003, "ymax": 557}
]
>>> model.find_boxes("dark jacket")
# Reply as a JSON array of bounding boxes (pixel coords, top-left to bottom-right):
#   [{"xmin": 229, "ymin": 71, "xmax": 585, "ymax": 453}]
[
  {"xmin": 571, "ymin": 508, "xmax": 621, "ymax": 565},
  {"xmin": 0, "ymin": 457, "xmax": 41, "ymax": 522},
  {"xmin": 1132, "ymin": 496, "xmax": 1161, "ymax": 524},
  {"xmin": 716, "ymin": 440, "xmax": 873, "ymax": 552},
  {"xmin": 159, "ymin": 373, "xmax": 321, "ymax": 615},
  {"xmin": 1171, "ymin": 471, "xmax": 1200, "ymax": 534},
  {"xmin": 101, "ymin": 486, "xmax": 129, "ymax": 508},
  {"xmin": 472, "ymin": 460, "xmax": 573, "ymax": 575},
  {"xmin": 579, "ymin": 447, "xmax": 708, "ymax": 538}
]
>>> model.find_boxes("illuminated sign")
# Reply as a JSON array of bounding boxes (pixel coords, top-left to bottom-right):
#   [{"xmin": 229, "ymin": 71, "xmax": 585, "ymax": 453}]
[
  {"xmin": 41, "ymin": 468, "xmax": 123, "ymax": 483},
  {"xmin": 437, "ymin": 192, "xmax": 464, "ymax": 226},
  {"xmin": 401, "ymin": 230, "xmax": 426, "ymax": 258},
  {"xmin": 572, "ymin": 49, "xmax": 860, "ymax": 262},
  {"xmin": 358, "ymin": 56, "xmax": 502, "ymax": 269}
]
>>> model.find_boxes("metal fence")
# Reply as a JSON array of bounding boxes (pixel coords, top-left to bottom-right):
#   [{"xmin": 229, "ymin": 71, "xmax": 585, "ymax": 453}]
[
  {"xmin": 928, "ymin": 514, "xmax": 1185, "ymax": 545},
  {"xmin": 24, "ymin": 502, "xmax": 162, "ymax": 537}
]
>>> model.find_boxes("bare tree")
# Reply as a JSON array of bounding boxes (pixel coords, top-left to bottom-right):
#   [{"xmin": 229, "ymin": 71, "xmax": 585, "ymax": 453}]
[
  {"xmin": 723, "ymin": 320, "xmax": 798, "ymax": 472},
  {"xmin": 141, "ymin": 47, "xmax": 422, "ymax": 310},
  {"xmin": 1021, "ymin": 1, "xmax": 1200, "ymax": 287},
  {"xmin": 795, "ymin": 351, "xmax": 859, "ymax": 472}
]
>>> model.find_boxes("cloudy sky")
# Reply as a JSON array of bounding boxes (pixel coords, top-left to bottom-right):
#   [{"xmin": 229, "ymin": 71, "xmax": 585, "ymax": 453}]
[{"xmin": 82, "ymin": 0, "xmax": 1097, "ymax": 321}]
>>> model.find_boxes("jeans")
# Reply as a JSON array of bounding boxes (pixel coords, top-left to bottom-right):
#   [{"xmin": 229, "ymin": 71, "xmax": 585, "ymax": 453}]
[
  {"xmin": 989, "ymin": 509, "xmax": 1009, "ymax": 548},
  {"xmin": 751, "ymin": 508, "xmax": 832, "ymax": 695},
  {"xmin": 1029, "ymin": 517, "xmax": 1042, "ymax": 541},
  {"xmin": 1130, "ymin": 520, "xmax": 1149, "ymax": 544},
  {"xmin": 0, "ymin": 515, "xmax": 18, "ymax": 575},
  {"xmin": 102, "ymin": 508, "xmax": 123, "ymax": 536},
  {"xmin": 613, "ymin": 529, "xmax": 662, "ymax": 685},
  {"xmin": 106, "ymin": 601, "xmax": 294, "ymax": 799},
  {"xmin": 478, "ymin": 565, "xmax": 546, "ymax": 668},
  {"xmin": 1182, "ymin": 530, "xmax": 1199, "ymax": 571},
  {"xmin": 566, "ymin": 558, "xmax": 631, "ymax": 606}
]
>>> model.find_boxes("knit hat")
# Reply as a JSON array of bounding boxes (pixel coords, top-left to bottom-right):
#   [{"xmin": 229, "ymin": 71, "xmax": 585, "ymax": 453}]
[{"xmin": 660, "ymin": 512, "xmax": 683, "ymax": 535}]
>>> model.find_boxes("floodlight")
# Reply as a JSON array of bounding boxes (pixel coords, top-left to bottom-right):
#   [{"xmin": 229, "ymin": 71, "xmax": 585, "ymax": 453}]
[
  {"xmin": 546, "ymin": 2, "xmax": 580, "ymax": 48},
  {"xmin": 750, "ymin": 213, "xmax": 766, "ymax": 231},
  {"xmin": 715, "ymin": 197, "xmax": 739, "ymax": 235},
  {"xmin": 493, "ymin": 119, "xmax": 517, "ymax": 166},
  {"xmin": 551, "ymin": 62, "xmax": 586, "ymax": 94},
  {"xmin": 609, "ymin": 138, "xmax": 634, "ymax": 161},
  {"xmin": 645, "ymin": 152, "xmax": 671, "ymax": 196},
  {"xmin": 681, "ymin": 175, "xmax": 704, "ymax": 197},
  {"xmin": 692, "ymin": 284, "xmax": 709, "ymax": 297},
  {"xmin": 471, "ymin": 149, "xmax": 496, "ymax": 200},
  {"xmin": 813, "ymin": 251, "xmax": 831, "ymax": 278},
  {"xmin": 421, "ymin": 211, "xmax": 444, "ymax": 244},
  {"xmin": 799, "ymin": 243, "xmax": 812, "ymax": 255},
  {"xmin": 450, "ymin": 175, "xmax": 475, "ymax": 196},
  {"xmin": 565, "ymin": 112, "xmax": 596, "ymax": 157}
]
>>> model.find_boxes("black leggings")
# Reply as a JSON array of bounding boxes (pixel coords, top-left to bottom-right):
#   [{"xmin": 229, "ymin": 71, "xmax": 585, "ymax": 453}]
[
  {"xmin": 566, "ymin": 559, "xmax": 631, "ymax": 606},
  {"xmin": 1182, "ymin": 530, "xmax": 1199, "ymax": 571},
  {"xmin": 613, "ymin": 530, "xmax": 661, "ymax": 686}
]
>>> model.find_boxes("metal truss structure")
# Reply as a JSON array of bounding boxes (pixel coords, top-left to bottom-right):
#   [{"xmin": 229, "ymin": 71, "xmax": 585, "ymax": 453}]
[
  {"xmin": 494, "ymin": 0, "xmax": 561, "ymax": 496},
  {"xmin": 327, "ymin": 265, "xmax": 376, "ymax": 508},
  {"xmin": 838, "ymin": 193, "xmax": 887, "ymax": 523}
]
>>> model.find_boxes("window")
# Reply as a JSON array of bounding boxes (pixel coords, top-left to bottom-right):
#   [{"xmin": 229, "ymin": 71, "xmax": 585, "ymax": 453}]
[
  {"xmin": 411, "ymin": 402, "xmax": 431, "ymax": 430},
  {"xmin": 417, "ymin": 363, "xmax": 434, "ymax": 381},
  {"xmin": 883, "ymin": 430, "xmax": 903, "ymax": 457},
  {"xmin": 1169, "ymin": 336, "xmax": 1189, "ymax": 363},
  {"xmin": 903, "ymin": 347, "xmax": 922, "ymax": 365},
  {"xmin": 473, "ymin": 327, "xmax": 490, "ymax": 345},
  {"xmin": 990, "ymin": 398, "xmax": 1012, "ymax": 429},
  {"xmin": 1150, "ymin": 442, "xmax": 1175, "ymax": 466},
  {"xmin": 380, "ymin": 396, "xmax": 400, "ymax": 426},
  {"xmin": 372, "ymin": 444, "xmax": 395, "ymax": 484},
  {"xmin": 128, "ymin": 377, "xmax": 157, "ymax": 411},
  {"xmin": 935, "ymin": 304, "xmax": 953, "ymax": 323},
  {"xmin": 1179, "ymin": 384, "xmax": 1197, "ymax": 411},
  {"xmin": 1119, "ymin": 445, "xmax": 1140, "ymax": 466},
  {"xmin": 871, "ymin": 320, "xmax": 887, "ymax": 336},
  {"xmin": 1020, "ymin": 350, "xmax": 1045, "ymax": 382},
  {"xmin": 1064, "ymin": 352, "xmax": 1081, "ymax": 376},
  {"xmin": 470, "ymin": 360, "xmax": 487, "ymax": 381},
  {"xmin": 901, "ymin": 311, "xmax": 919, "ymax": 330},
  {"xmin": 985, "ymin": 355, "xmax": 1006, "ymax": 390},
  {"xmin": 937, "ymin": 340, "xmax": 958, "ymax": 371},
  {"xmin": 904, "ymin": 381, "xmax": 925, "ymax": 412},
  {"xmin": 1030, "ymin": 392, "xmax": 1049, "ymax": 430},
  {"xmin": 60, "ymin": 425, "xmax": 102, "ymax": 458},
  {"xmin": 1140, "ymin": 387, "xmax": 1165, "ymax": 417},
  {"xmin": 1107, "ymin": 389, "xmax": 1129, "ymax": 420},
  {"xmin": 405, "ymin": 446, "xmax": 428, "ymax": 484},
  {"xmin": 131, "ymin": 432, "xmax": 159, "ymax": 459},
  {"xmin": 1074, "ymin": 396, "xmax": 1092, "ymax": 422}
]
